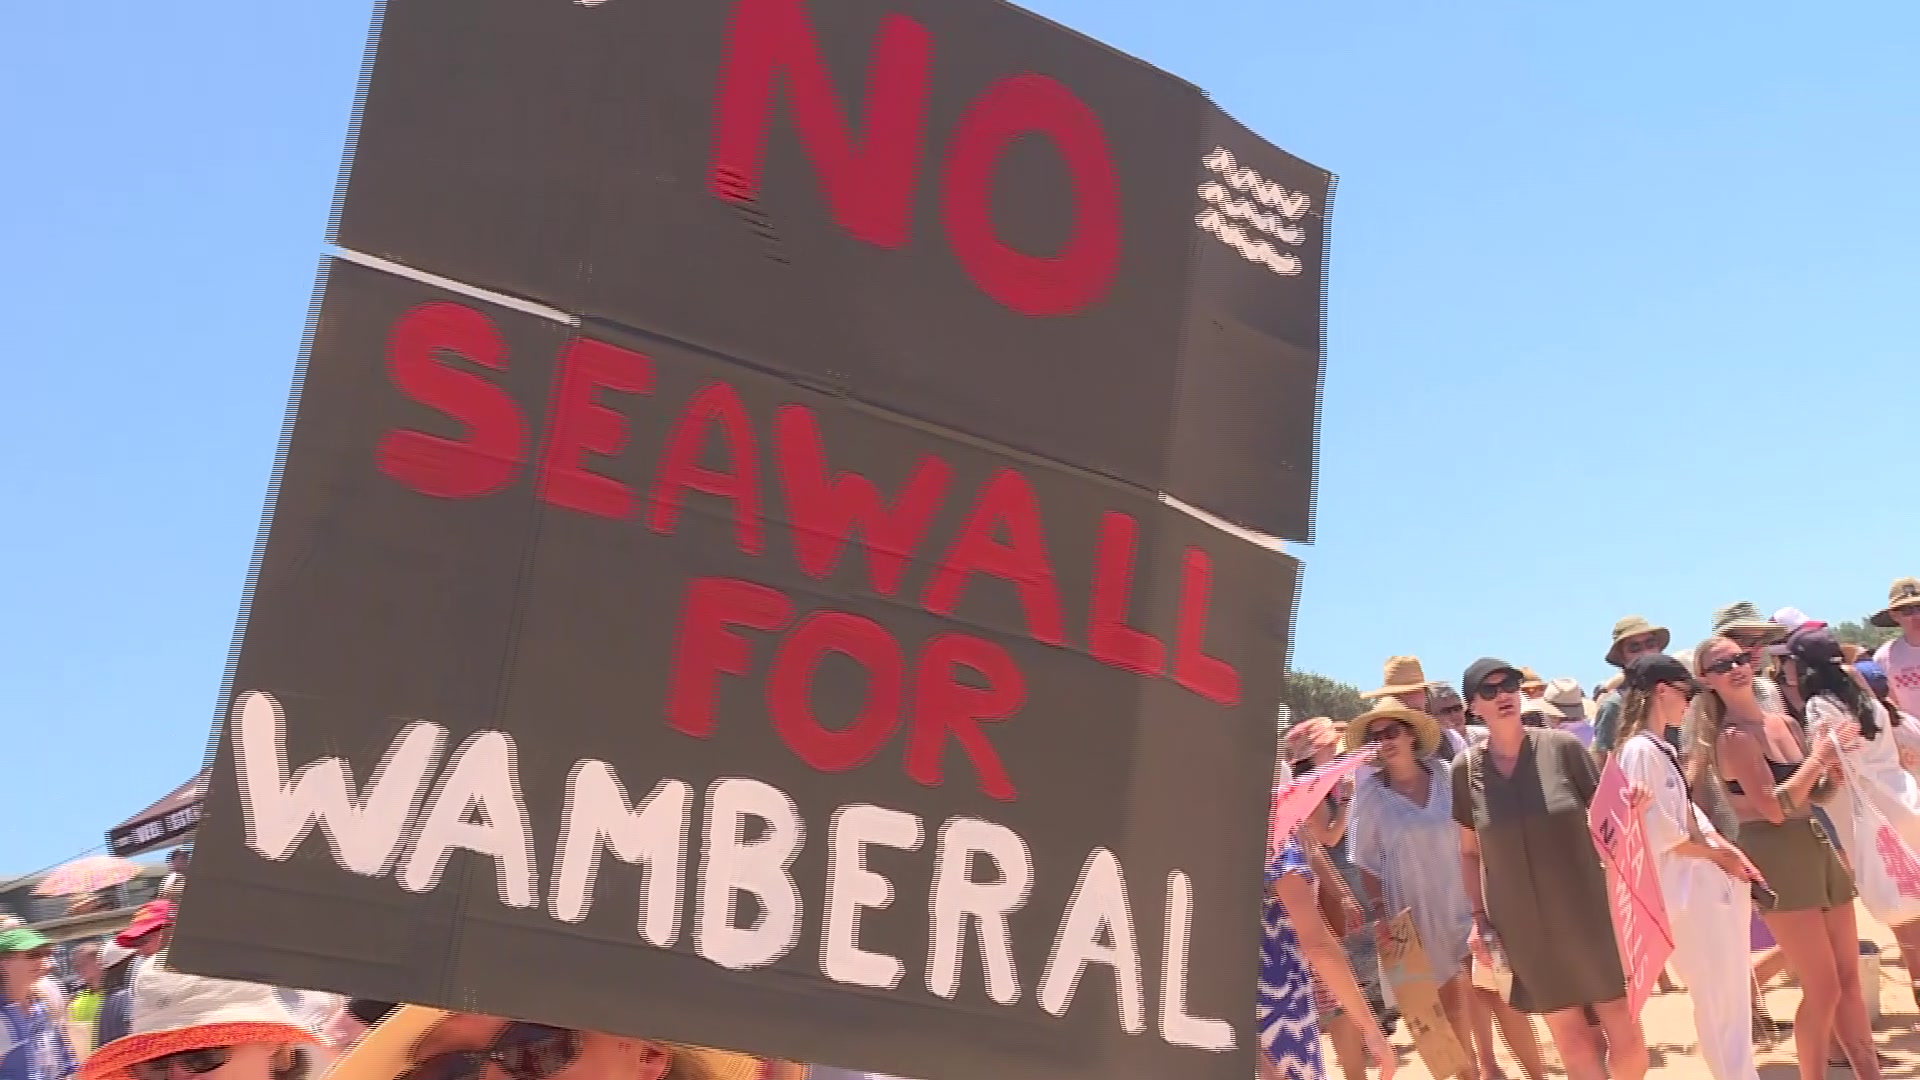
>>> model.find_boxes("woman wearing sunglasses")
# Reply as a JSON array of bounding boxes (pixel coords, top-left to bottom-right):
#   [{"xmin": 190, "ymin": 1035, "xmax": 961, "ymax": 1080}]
[
  {"xmin": 314, "ymin": 1006, "xmax": 793, "ymax": 1080},
  {"xmin": 1612, "ymin": 653, "xmax": 1763, "ymax": 1080},
  {"xmin": 1695, "ymin": 634, "xmax": 1879, "ymax": 1080},
  {"xmin": 80, "ymin": 964, "xmax": 319, "ymax": 1080},
  {"xmin": 1452, "ymin": 659, "xmax": 1645, "ymax": 1080},
  {"xmin": 1344, "ymin": 700, "xmax": 1543, "ymax": 1080}
]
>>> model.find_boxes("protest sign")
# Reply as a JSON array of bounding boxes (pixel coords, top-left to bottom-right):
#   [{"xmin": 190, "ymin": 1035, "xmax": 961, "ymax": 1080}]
[
  {"xmin": 1377, "ymin": 910, "xmax": 1469, "ymax": 1080},
  {"xmin": 1588, "ymin": 760, "xmax": 1674, "ymax": 1017},
  {"xmin": 168, "ymin": 257, "xmax": 1301, "ymax": 1080},
  {"xmin": 1266, "ymin": 748, "xmax": 1374, "ymax": 861},
  {"xmin": 328, "ymin": 0, "xmax": 1332, "ymax": 540}
]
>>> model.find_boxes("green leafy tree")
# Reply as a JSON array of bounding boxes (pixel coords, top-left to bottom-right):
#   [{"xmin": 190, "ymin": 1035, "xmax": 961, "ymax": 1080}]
[
  {"xmin": 1834, "ymin": 618, "xmax": 1897, "ymax": 652},
  {"xmin": 1280, "ymin": 670, "xmax": 1366, "ymax": 725}
]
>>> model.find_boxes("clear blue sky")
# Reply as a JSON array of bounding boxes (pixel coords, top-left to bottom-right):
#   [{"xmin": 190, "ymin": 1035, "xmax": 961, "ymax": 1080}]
[{"xmin": 3, "ymin": 0, "xmax": 1915, "ymax": 872}]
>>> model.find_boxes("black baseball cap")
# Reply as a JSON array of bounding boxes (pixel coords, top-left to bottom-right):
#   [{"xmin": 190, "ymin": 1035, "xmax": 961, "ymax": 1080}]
[
  {"xmin": 1623, "ymin": 653, "xmax": 1697, "ymax": 693},
  {"xmin": 1787, "ymin": 625, "xmax": 1847, "ymax": 668},
  {"xmin": 1461, "ymin": 658, "xmax": 1523, "ymax": 698}
]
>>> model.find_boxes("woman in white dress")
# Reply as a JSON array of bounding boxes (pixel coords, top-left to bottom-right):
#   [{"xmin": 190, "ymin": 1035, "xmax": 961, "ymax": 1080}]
[
  {"xmin": 1346, "ymin": 699, "xmax": 1546, "ymax": 1080},
  {"xmin": 1786, "ymin": 625, "xmax": 1920, "ymax": 1018},
  {"xmin": 1612, "ymin": 653, "xmax": 1763, "ymax": 1080}
]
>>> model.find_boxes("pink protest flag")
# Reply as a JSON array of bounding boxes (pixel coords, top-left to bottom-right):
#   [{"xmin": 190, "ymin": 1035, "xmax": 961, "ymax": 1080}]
[
  {"xmin": 1268, "ymin": 747, "xmax": 1375, "ymax": 860},
  {"xmin": 1588, "ymin": 758, "xmax": 1675, "ymax": 1017}
]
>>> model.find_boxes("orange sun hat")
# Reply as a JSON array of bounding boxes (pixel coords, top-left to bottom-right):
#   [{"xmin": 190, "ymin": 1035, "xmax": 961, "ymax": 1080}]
[{"xmin": 80, "ymin": 958, "xmax": 318, "ymax": 1080}]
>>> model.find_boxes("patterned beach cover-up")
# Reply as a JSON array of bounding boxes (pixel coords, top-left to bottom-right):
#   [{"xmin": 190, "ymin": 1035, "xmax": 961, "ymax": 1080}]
[{"xmin": 1258, "ymin": 835, "xmax": 1324, "ymax": 1079}]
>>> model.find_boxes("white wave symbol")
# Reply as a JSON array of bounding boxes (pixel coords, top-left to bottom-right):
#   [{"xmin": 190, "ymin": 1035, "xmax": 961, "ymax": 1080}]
[
  {"xmin": 1196, "ymin": 183, "xmax": 1306, "ymax": 245},
  {"xmin": 1201, "ymin": 147, "xmax": 1312, "ymax": 220},
  {"xmin": 1195, "ymin": 210, "xmax": 1302, "ymax": 276}
]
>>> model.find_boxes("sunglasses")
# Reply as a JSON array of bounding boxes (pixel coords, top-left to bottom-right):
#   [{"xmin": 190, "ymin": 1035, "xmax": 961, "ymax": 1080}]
[
  {"xmin": 1474, "ymin": 673, "xmax": 1523, "ymax": 701},
  {"xmin": 132, "ymin": 1046, "xmax": 310, "ymax": 1080},
  {"xmin": 1364, "ymin": 722, "xmax": 1411, "ymax": 744},
  {"xmin": 399, "ymin": 1024, "xmax": 580, "ymax": 1080},
  {"xmin": 1701, "ymin": 653, "xmax": 1753, "ymax": 677}
]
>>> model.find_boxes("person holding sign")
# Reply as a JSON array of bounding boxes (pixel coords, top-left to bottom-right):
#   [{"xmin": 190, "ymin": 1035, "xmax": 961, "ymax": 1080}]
[
  {"xmin": 1697, "ymin": 634, "xmax": 1880, "ymax": 1080},
  {"xmin": 1344, "ymin": 698, "xmax": 1541, "ymax": 1080},
  {"xmin": 1451, "ymin": 659, "xmax": 1647, "ymax": 1080},
  {"xmin": 1612, "ymin": 653, "xmax": 1762, "ymax": 1080}
]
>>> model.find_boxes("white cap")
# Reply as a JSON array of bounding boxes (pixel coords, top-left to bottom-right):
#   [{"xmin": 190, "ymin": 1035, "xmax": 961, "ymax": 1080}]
[{"xmin": 1773, "ymin": 606, "xmax": 1814, "ymax": 631}]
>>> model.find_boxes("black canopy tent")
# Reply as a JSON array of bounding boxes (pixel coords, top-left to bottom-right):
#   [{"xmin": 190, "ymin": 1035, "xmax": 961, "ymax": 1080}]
[{"xmin": 107, "ymin": 771, "xmax": 205, "ymax": 857}]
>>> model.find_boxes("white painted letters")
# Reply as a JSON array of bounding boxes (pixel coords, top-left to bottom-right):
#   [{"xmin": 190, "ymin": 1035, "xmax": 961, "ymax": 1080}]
[
  {"xmin": 1039, "ymin": 847, "xmax": 1144, "ymax": 1032},
  {"xmin": 550, "ymin": 764, "xmax": 692, "ymax": 946},
  {"xmin": 697, "ymin": 778, "xmax": 805, "ymax": 970},
  {"xmin": 927, "ymin": 817, "xmax": 1032, "ymax": 1005},
  {"xmin": 822, "ymin": 804, "xmax": 923, "ymax": 989},
  {"xmin": 399, "ymin": 730, "xmax": 538, "ymax": 907},
  {"xmin": 231, "ymin": 689, "xmax": 445, "ymax": 876}
]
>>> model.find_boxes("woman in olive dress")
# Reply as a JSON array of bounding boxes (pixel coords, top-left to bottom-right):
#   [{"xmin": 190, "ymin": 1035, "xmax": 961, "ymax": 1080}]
[{"xmin": 1452, "ymin": 658, "xmax": 1647, "ymax": 1080}]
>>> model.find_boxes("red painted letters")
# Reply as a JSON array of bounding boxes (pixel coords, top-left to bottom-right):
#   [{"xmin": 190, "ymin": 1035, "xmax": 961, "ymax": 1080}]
[
  {"xmin": 1088, "ymin": 510, "xmax": 1166, "ymax": 677},
  {"xmin": 706, "ymin": 0, "xmax": 1122, "ymax": 316},
  {"xmin": 1172, "ymin": 547, "xmax": 1240, "ymax": 707},
  {"xmin": 768, "ymin": 611, "xmax": 905, "ymax": 773},
  {"xmin": 537, "ymin": 339, "xmax": 651, "ymax": 520},
  {"xmin": 920, "ymin": 469, "xmax": 1067, "ymax": 647},
  {"xmin": 376, "ymin": 302, "xmax": 528, "ymax": 499},
  {"xmin": 940, "ymin": 74, "xmax": 1121, "ymax": 317},
  {"xmin": 375, "ymin": 305, "xmax": 1253, "ymax": 799},
  {"xmin": 774, "ymin": 404, "xmax": 951, "ymax": 596},
  {"xmin": 648, "ymin": 380, "xmax": 764, "ymax": 554},
  {"xmin": 707, "ymin": 0, "xmax": 931, "ymax": 248}
]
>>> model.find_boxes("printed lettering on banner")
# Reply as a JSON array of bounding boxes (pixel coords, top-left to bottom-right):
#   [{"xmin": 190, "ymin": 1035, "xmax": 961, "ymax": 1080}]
[
  {"xmin": 164, "ymin": 0, "xmax": 1332, "ymax": 1070},
  {"xmin": 1588, "ymin": 760, "xmax": 1674, "ymax": 1017}
]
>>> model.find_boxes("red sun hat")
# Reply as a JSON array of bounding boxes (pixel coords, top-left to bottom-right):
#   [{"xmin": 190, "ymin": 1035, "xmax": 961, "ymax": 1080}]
[{"xmin": 114, "ymin": 900, "xmax": 175, "ymax": 947}]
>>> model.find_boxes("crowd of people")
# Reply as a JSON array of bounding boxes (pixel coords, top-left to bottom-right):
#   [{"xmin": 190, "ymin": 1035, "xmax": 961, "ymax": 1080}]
[
  {"xmin": 1259, "ymin": 577, "xmax": 1920, "ymax": 1080},
  {"xmin": 9, "ymin": 579, "xmax": 1920, "ymax": 1080}
]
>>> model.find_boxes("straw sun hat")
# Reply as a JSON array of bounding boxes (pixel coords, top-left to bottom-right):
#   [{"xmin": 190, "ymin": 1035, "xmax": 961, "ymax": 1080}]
[
  {"xmin": 1872, "ymin": 577, "xmax": 1920, "ymax": 628},
  {"xmin": 1359, "ymin": 656, "xmax": 1430, "ymax": 700},
  {"xmin": 323, "ymin": 1006, "xmax": 773, "ymax": 1080},
  {"xmin": 1341, "ymin": 699, "xmax": 1442, "ymax": 758},
  {"xmin": 81, "ymin": 962, "xmax": 317, "ymax": 1080},
  {"xmin": 1712, "ymin": 601, "xmax": 1787, "ymax": 645}
]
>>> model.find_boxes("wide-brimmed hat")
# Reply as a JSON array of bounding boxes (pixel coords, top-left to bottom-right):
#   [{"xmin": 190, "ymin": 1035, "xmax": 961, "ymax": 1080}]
[
  {"xmin": 1544, "ymin": 677, "xmax": 1596, "ymax": 723},
  {"xmin": 1341, "ymin": 699, "xmax": 1443, "ymax": 758},
  {"xmin": 1284, "ymin": 716, "xmax": 1342, "ymax": 760},
  {"xmin": 1360, "ymin": 656, "xmax": 1430, "ymax": 700},
  {"xmin": 81, "ymin": 961, "xmax": 317, "ymax": 1080},
  {"xmin": 1712, "ymin": 601, "xmax": 1787, "ymax": 645},
  {"xmin": 1872, "ymin": 578, "xmax": 1920, "ymax": 628},
  {"xmin": 1605, "ymin": 615, "xmax": 1672, "ymax": 668},
  {"xmin": 1519, "ymin": 666, "xmax": 1546, "ymax": 692},
  {"xmin": 323, "ymin": 1006, "xmax": 768, "ymax": 1080}
]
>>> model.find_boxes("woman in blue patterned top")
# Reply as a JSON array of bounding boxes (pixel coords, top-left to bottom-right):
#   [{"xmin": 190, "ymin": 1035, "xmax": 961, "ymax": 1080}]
[{"xmin": 1260, "ymin": 833, "xmax": 1397, "ymax": 1080}]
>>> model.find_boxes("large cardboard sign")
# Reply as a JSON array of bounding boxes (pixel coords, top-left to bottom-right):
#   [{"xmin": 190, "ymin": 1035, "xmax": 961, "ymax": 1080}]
[
  {"xmin": 1588, "ymin": 760, "xmax": 1674, "ymax": 1017},
  {"xmin": 170, "ymin": 258, "xmax": 1300, "ymax": 1080},
  {"xmin": 329, "ymin": 0, "xmax": 1333, "ymax": 540},
  {"xmin": 1377, "ymin": 910, "xmax": 1469, "ymax": 1080}
]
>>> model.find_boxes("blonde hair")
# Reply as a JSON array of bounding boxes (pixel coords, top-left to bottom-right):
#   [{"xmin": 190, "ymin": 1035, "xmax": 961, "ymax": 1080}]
[
  {"xmin": 1615, "ymin": 686, "xmax": 1655, "ymax": 746},
  {"xmin": 1680, "ymin": 635, "xmax": 1750, "ymax": 818}
]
